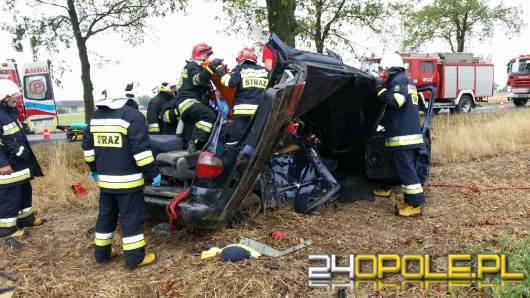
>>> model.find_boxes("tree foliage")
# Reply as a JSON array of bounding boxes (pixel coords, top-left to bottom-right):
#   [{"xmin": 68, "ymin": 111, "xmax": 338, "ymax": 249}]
[
  {"xmin": 220, "ymin": 0, "xmax": 392, "ymax": 55},
  {"xmin": 1, "ymin": 0, "xmax": 186, "ymax": 122},
  {"xmin": 401, "ymin": 0, "xmax": 526, "ymax": 53}
]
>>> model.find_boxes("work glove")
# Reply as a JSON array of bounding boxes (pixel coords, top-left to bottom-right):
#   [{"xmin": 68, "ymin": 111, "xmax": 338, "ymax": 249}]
[
  {"xmin": 211, "ymin": 58, "xmax": 224, "ymax": 68},
  {"xmin": 215, "ymin": 64, "xmax": 228, "ymax": 77},
  {"xmin": 89, "ymin": 171, "xmax": 98, "ymax": 182},
  {"xmin": 151, "ymin": 174, "xmax": 161, "ymax": 186}
]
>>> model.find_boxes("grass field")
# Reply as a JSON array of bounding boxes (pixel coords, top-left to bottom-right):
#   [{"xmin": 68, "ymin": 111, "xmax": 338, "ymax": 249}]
[{"xmin": 3, "ymin": 99, "xmax": 530, "ymax": 297}]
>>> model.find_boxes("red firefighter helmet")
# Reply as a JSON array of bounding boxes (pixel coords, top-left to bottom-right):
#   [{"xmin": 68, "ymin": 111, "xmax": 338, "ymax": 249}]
[
  {"xmin": 236, "ymin": 47, "xmax": 258, "ymax": 64},
  {"xmin": 192, "ymin": 43, "xmax": 213, "ymax": 60}
]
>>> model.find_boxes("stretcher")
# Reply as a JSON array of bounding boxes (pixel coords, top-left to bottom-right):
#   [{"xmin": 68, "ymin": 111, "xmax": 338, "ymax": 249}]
[{"xmin": 56, "ymin": 123, "xmax": 87, "ymax": 142}]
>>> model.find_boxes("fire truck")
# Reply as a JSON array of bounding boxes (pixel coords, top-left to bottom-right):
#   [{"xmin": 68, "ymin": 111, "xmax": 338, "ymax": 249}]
[
  {"xmin": 363, "ymin": 52, "xmax": 494, "ymax": 113},
  {"xmin": 0, "ymin": 59, "xmax": 58, "ymax": 133},
  {"xmin": 506, "ymin": 54, "xmax": 530, "ymax": 107}
]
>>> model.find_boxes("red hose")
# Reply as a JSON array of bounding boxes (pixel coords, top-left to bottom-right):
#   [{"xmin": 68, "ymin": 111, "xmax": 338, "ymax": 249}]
[
  {"xmin": 165, "ymin": 188, "xmax": 190, "ymax": 231},
  {"xmin": 427, "ymin": 183, "xmax": 530, "ymax": 197}
]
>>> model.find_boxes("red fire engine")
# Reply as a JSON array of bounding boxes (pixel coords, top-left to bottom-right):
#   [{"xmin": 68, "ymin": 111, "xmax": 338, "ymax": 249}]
[
  {"xmin": 0, "ymin": 59, "xmax": 58, "ymax": 132},
  {"xmin": 363, "ymin": 52, "xmax": 494, "ymax": 113},
  {"xmin": 506, "ymin": 55, "xmax": 530, "ymax": 107}
]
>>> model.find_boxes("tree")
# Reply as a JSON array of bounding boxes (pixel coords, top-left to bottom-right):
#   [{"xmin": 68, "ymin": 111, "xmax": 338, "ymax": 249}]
[
  {"xmin": 401, "ymin": 0, "xmax": 526, "ymax": 53},
  {"xmin": 220, "ymin": 0, "xmax": 391, "ymax": 54},
  {"xmin": 136, "ymin": 95, "xmax": 151, "ymax": 108},
  {"xmin": 1, "ymin": 0, "xmax": 186, "ymax": 123}
]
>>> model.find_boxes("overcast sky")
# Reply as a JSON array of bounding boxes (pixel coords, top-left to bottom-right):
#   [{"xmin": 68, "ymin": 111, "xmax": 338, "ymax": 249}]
[{"xmin": 1, "ymin": 0, "xmax": 528, "ymax": 101}]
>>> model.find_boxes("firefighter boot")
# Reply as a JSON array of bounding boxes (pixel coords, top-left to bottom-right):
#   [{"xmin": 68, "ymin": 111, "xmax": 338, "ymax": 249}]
[
  {"xmin": 7, "ymin": 229, "xmax": 29, "ymax": 238},
  {"xmin": 373, "ymin": 189, "xmax": 392, "ymax": 197},
  {"xmin": 395, "ymin": 204, "xmax": 424, "ymax": 217},
  {"xmin": 187, "ymin": 141, "xmax": 197, "ymax": 154},
  {"xmin": 32, "ymin": 218, "xmax": 45, "ymax": 226},
  {"xmin": 96, "ymin": 247, "xmax": 117, "ymax": 264},
  {"xmin": 137, "ymin": 252, "xmax": 157, "ymax": 268},
  {"xmin": 395, "ymin": 203, "xmax": 409, "ymax": 210}
]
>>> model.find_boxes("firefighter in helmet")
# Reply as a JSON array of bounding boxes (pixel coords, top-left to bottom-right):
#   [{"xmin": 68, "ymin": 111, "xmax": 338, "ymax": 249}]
[
  {"xmin": 147, "ymin": 82, "xmax": 178, "ymax": 134},
  {"xmin": 82, "ymin": 83, "xmax": 161, "ymax": 268},
  {"xmin": 0, "ymin": 79, "xmax": 45, "ymax": 238},
  {"xmin": 161, "ymin": 43, "xmax": 220, "ymax": 153},
  {"xmin": 216, "ymin": 47, "xmax": 270, "ymax": 144},
  {"xmin": 372, "ymin": 52, "xmax": 426, "ymax": 217}
]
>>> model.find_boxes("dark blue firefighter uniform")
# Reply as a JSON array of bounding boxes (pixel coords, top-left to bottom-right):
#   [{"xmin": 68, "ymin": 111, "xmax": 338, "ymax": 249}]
[
  {"xmin": 161, "ymin": 60, "xmax": 217, "ymax": 148},
  {"xmin": 377, "ymin": 70, "xmax": 425, "ymax": 206},
  {"xmin": 82, "ymin": 102, "xmax": 160, "ymax": 267},
  {"xmin": 218, "ymin": 61, "xmax": 269, "ymax": 144},
  {"xmin": 0, "ymin": 104, "xmax": 43, "ymax": 237}
]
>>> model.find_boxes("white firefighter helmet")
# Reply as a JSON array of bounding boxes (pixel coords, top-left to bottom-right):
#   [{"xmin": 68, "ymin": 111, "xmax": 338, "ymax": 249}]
[
  {"xmin": 159, "ymin": 81, "xmax": 178, "ymax": 93},
  {"xmin": 380, "ymin": 52, "xmax": 404, "ymax": 70},
  {"xmin": 95, "ymin": 82, "xmax": 137, "ymax": 109},
  {"xmin": 0, "ymin": 79, "xmax": 21, "ymax": 102}
]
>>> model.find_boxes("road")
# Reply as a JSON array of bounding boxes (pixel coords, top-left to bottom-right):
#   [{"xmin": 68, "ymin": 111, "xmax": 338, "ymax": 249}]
[{"xmin": 26, "ymin": 102, "xmax": 527, "ymax": 145}]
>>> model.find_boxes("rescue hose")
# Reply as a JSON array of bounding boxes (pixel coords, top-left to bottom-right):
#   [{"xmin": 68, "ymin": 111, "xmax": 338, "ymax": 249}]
[
  {"xmin": 165, "ymin": 188, "xmax": 190, "ymax": 231},
  {"xmin": 427, "ymin": 183, "xmax": 530, "ymax": 197}
]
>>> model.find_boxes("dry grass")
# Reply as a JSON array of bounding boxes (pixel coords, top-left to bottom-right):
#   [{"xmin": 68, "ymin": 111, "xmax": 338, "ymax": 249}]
[
  {"xmin": 431, "ymin": 108, "xmax": 530, "ymax": 164},
  {"xmin": 2, "ymin": 111, "xmax": 530, "ymax": 297}
]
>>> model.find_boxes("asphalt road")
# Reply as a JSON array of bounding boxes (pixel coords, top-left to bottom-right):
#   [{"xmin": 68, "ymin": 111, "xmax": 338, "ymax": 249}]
[{"xmin": 26, "ymin": 102, "xmax": 527, "ymax": 145}]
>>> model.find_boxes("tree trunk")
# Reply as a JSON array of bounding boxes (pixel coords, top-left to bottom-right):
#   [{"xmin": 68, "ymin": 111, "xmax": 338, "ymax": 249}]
[
  {"xmin": 266, "ymin": 0, "xmax": 297, "ymax": 47},
  {"xmin": 314, "ymin": 2, "xmax": 323, "ymax": 53},
  {"xmin": 67, "ymin": 0, "xmax": 94, "ymax": 123}
]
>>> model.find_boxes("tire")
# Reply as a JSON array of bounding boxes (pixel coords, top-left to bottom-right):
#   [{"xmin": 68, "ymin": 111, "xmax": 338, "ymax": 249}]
[
  {"xmin": 455, "ymin": 95, "xmax": 473, "ymax": 113},
  {"xmin": 227, "ymin": 192, "xmax": 261, "ymax": 228},
  {"xmin": 433, "ymin": 108, "xmax": 441, "ymax": 115},
  {"xmin": 513, "ymin": 98, "xmax": 528, "ymax": 107}
]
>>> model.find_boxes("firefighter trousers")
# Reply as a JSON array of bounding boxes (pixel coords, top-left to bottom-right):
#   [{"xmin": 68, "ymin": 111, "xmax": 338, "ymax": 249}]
[
  {"xmin": 226, "ymin": 115, "xmax": 252, "ymax": 144},
  {"xmin": 392, "ymin": 149, "xmax": 425, "ymax": 206},
  {"xmin": 181, "ymin": 102, "xmax": 216, "ymax": 146},
  {"xmin": 0, "ymin": 181, "xmax": 36, "ymax": 237},
  {"xmin": 94, "ymin": 191, "xmax": 146, "ymax": 268}
]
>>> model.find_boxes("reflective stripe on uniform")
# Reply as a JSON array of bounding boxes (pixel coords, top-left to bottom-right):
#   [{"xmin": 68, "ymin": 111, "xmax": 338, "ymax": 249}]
[
  {"xmin": 220, "ymin": 74, "xmax": 231, "ymax": 87},
  {"xmin": 178, "ymin": 98, "xmax": 200, "ymax": 114},
  {"xmin": 385, "ymin": 134, "xmax": 424, "ymax": 147},
  {"xmin": 90, "ymin": 119, "xmax": 130, "ymax": 135},
  {"xmin": 0, "ymin": 217, "xmax": 17, "ymax": 228},
  {"xmin": 0, "ymin": 168, "xmax": 31, "ymax": 185},
  {"xmin": 97, "ymin": 173, "xmax": 144, "ymax": 189},
  {"xmin": 94, "ymin": 232, "xmax": 114, "ymax": 246},
  {"xmin": 163, "ymin": 110, "xmax": 172, "ymax": 123},
  {"xmin": 408, "ymin": 84, "xmax": 419, "ymax": 105},
  {"xmin": 17, "ymin": 207, "xmax": 33, "ymax": 219},
  {"xmin": 2, "ymin": 122, "xmax": 20, "ymax": 136},
  {"xmin": 84, "ymin": 149, "xmax": 95, "ymax": 162},
  {"xmin": 195, "ymin": 121, "xmax": 213, "ymax": 133},
  {"xmin": 147, "ymin": 123, "xmax": 160, "ymax": 133},
  {"xmin": 240, "ymin": 68, "xmax": 269, "ymax": 77},
  {"xmin": 393, "ymin": 93, "xmax": 406, "ymax": 108},
  {"xmin": 134, "ymin": 150, "xmax": 155, "ymax": 167},
  {"xmin": 16, "ymin": 146, "xmax": 24, "ymax": 157},
  {"xmin": 401, "ymin": 183, "xmax": 424, "ymax": 195},
  {"xmin": 233, "ymin": 104, "xmax": 258, "ymax": 115},
  {"xmin": 377, "ymin": 88, "xmax": 387, "ymax": 97},
  {"xmin": 122, "ymin": 233, "xmax": 146, "ymax": 251}
]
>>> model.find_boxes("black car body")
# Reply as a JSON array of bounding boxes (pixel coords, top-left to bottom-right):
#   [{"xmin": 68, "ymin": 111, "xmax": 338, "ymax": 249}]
[{"xmin": 144, "ymin": 34, "xmax": 435, "ymax": 229}]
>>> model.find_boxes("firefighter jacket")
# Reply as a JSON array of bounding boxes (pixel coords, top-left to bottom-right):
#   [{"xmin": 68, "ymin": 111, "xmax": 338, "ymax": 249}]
[
  {"xmin": 176, "ymin": 60, "xmax": 213, "ymax": 105},
  {"xmin": 219, "ymin": 61, "xmax": 270, "ymax": 116},
  {"xmin": 147, "ymin": 92, "xmax": 177, "ymax": 134},
  {"xmin": 82, "ymin": 104, "xmax": 160, "ymax": 194},
  {"xmin": 377, "ymin": 70, "xmax": 423, "ymax": 150},
  {"xmin": 0, "ymin": 104, "xmax": 43, "ymax": 188}
]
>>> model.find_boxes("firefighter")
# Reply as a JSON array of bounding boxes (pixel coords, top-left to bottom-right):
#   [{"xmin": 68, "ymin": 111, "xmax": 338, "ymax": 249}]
[
  {"xmin": 161, "ymin": 43, "xmax": 219, "ymax": 153},
  {"xmin": 372, "ymin": 52, "xmax": 426, "ymax": 217},
  {"xmin": 0, "ymin": 79, "xmax": 44, "ymax": 238},
  {"xmin": 216, "ymin": 47, "xmax": 270, "ymax": 145},
  {"xmin": 147, "ymin": 82, "xmax": 178, "ymax": 134},
  {"xmin": 82, "ymin": 83, "xmax": 161, "ymax": 268}
]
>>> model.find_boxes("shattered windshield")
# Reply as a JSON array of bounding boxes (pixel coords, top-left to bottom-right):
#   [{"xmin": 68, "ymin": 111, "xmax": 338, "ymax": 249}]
[{"xmin": 509, "ymin": 59, "xmax": 530, "ymax": 74}]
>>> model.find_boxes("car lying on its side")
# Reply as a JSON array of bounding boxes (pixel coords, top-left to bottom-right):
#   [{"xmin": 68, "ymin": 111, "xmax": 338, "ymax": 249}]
[{"xmin": 144, "ymin": 34, "xmax": 435, "ymax": 229}]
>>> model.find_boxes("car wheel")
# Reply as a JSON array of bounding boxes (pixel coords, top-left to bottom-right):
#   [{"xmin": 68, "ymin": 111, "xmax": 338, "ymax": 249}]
[
  {"xmin": 456, "ymin": 95, "xmax": 472, "ymax": 113},
  {"xmin": 433, "ymin": 108, "xmax": 441, "ymax": 115},
  {"xmin": 513, "ymin": 98, "xmax": 528, "ymax": 107},
  {"xmin": 228, "ymin": 192, "xmax": 261, "ymax": 229}
]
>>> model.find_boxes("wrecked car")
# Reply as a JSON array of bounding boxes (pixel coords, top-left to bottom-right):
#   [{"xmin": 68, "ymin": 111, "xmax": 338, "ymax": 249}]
[{"xmin": 144, "ymin": 34, "xmax": 435, "ymax": 229}]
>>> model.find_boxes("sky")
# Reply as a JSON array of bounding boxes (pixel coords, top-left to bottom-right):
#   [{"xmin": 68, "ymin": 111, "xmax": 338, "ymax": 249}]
[{"xmin": 1, "ymin": 0, "xmax": 529, "ymax": 101}]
